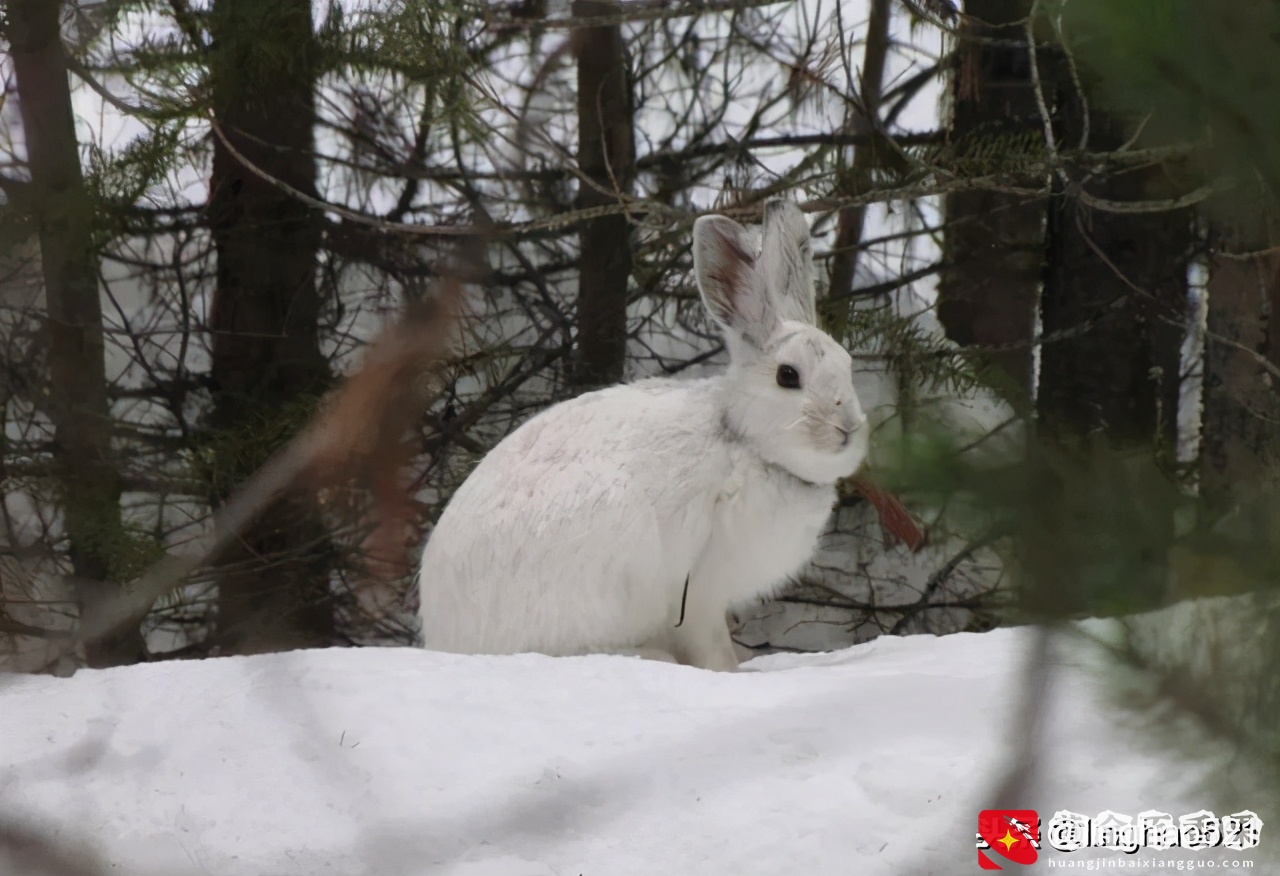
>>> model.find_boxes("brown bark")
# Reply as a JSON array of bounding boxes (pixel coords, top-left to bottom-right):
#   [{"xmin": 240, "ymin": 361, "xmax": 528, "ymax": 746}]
[
  {"xmin": 1037, "ymin": 127, "xmax": 1192, "ymax": 450},
  {"xmin": 936, "ymin": 0, "xmax": 1042, "ymax": 399},
  {"xmin": 8, "ymin": 0, "xmax": 143, "ymax": 666},
  {"xmin": 208, "ymin": 0, "xmax": 333, "ymax": 653},
  {"xmin": 827, "ymin": 0, "xmax": 891, "ymax": 310},
  {"xmin": 1036, "ymin": 20, "xmax": 1192, "ymax": 450},
  {"xmin": 571, "ymin": 0, "xmax": 636, "ymax": 387},
  {"xmin": 1199, "ymin": 226, "xmax": 1280, "ymax": 507},
  {"xmin": 1036, "ymin": 61, "xmax": 1192, "ymax": 611}
]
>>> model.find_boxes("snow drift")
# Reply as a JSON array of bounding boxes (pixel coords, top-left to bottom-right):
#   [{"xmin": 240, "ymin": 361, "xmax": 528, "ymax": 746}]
[{"xmin": 1, "ymin": 626, "xmax": 1268, "ymax": 875}]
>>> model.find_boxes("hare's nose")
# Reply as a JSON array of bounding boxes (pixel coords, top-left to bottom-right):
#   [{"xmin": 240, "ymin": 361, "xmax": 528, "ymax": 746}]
[{"xmin": 838, "ymin": 410, "xmax": 866, "ymax": 435}]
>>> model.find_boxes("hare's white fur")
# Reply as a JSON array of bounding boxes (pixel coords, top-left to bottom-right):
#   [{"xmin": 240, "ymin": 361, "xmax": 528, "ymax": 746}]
[{"xmin": 418, "ymin": 200, "xmax": 869, "ymax": 670}]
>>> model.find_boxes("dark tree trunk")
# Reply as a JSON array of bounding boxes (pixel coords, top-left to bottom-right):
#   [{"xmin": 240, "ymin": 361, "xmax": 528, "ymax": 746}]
[
  {"xmin": 1038, "ymin": 131, "xmax": 1191, "ymax": 450},
  {"xmin": 1199, "ymin": 225, "xmax": 1280, "ymax": 508},
  {"xmin": 208, "ymin": 0, "xmax": 333, "ymax": 653},
  {"xmin": 8, "ymin": 0, "xmax": 143, "ymax": 666},
  {"xmin": 827, "ymin": 0, "xmax": 891, "ymax": 311},
  {"xmin": 936, "ymin": 0, "xmax": 1042, "ymax": 400},
  {"xmin": 1036, "ymin": 52, "xmax": 1192, "ymax": 610},
  {"xmin": 571, "ymin": 0, "xmax": 635, "ymax": 387}
]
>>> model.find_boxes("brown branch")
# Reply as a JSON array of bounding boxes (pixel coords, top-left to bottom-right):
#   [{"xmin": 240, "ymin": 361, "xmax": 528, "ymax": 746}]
[
  {"xmin": 822, "ymin": 259, "xmax": 947, "ymax": 304},
  {"xmin": 1075, "ymin": 176, "xmax": 1238, "ymax": 215},
  {"xmin": 636, "ymin": 131, "xmax": 944, "ymax": 169},
  {"xmin": 488, "ymin": 0, "xmax": 789, "ymax": 31},
  {"xmin": 64, "ymin": 57, "xmax": 168, "ymax": 121},
  {"xmin": 0, "ymin": 616, "xmax": 74, "ymax": 639},
  {"xmin": 1200, "ymin": 325, "xmax": 1280, "ymax": 383},
  {"xmin": 849, "ymin": 474, "xmax": 928, "ymax": 552}
]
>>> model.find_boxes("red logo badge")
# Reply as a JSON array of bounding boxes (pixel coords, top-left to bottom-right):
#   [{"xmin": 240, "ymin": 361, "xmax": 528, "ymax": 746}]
[{"xmin": 978, "ymin": 810, "xmax": 1040, "ymax": 869}]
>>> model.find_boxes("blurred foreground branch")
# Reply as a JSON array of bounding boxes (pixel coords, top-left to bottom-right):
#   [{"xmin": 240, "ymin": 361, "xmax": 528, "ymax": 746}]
[{"xmin": 31, "ymin": 280, "xmax": 463, "ymax": 669}]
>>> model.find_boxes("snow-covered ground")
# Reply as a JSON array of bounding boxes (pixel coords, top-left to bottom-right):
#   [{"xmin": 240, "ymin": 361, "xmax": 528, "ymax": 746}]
[{"xmin": 2, "ymin": 626, "xmax": 1270, "ymax": 875}]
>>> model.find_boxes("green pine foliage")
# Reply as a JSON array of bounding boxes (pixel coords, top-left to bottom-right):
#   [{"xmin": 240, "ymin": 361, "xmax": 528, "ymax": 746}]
[
  {"xmin": 921, "ymin": 123, "xmax": 1047, "ymax": 179},
  {"xmin": 190, "ymin": 394, "xmax": 324, "ymax": 497},
  {"xmin": 1059, "ymin": 0, "xmax": 1280, "ymax": 216},
  {"xmin": 842, "ymin": 302, "xmax": 987, "ymax": 402}
]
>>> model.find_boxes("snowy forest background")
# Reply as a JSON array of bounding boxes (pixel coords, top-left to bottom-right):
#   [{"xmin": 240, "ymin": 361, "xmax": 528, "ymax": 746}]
[{"xmin": 2, "ymin": 0, "xmax": 1280, "ymax": 866}]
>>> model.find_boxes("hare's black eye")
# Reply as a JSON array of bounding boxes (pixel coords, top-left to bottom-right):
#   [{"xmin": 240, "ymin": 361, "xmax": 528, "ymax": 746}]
[{"xmin": 776, "ymin": 364, "xmax": 801, "ymax": 389}]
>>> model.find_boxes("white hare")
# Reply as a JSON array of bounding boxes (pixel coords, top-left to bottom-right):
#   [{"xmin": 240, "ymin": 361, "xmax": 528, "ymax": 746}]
[{"xmin": 418, "ymin": 200, "xmax": 870, "ymax": 670}]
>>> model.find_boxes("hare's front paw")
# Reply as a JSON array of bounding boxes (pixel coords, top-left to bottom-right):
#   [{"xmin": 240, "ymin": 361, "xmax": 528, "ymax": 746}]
[
  {"xmin": 617, "ymin": 646, "xmax": 680, "ymax": 664},
  {"xmin": 672, "ymin": 620, "xmax": 740, "ymax": 672}
]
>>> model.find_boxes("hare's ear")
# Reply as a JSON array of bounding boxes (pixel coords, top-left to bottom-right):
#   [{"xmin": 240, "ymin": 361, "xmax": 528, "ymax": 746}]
[
  {"xmin": 693, "ymin": 215, "xmax": 775, "ymax": 349},
  {"xmin": 759, "ymin": 199, "xmax": 817, "ymax": 326}
]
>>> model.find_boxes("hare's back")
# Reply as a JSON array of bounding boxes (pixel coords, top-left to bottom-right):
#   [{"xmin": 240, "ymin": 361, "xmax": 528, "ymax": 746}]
[
  {"xmin": 487, "ymin": 378, "xmax": 721, "ymax": 510},
  {"xmin": 419, "ymin": 378, "xmax": 725, "ymax": 654}
]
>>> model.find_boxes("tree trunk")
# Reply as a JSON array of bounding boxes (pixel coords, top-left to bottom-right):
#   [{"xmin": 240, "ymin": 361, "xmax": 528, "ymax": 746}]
[
  {"xmin": 1199, "ymin": 224, "xmax": 1280, "ymax": 508},
  {"xmin": 571, "ymin": 0, "xmax": 636, "ymax": 387},
  {"xmin": 936, "ymin": 0, "xmax": 1041, "ymax": 400},
  {"xmin": 827, "ymin": 0, "xmax": 891, "ymax": 311},
  {"xmin": 1038, "ymin": 138, "xmax": 1191, "ymax": 449},
  {"xmin": 1036, "ymin": 54, "xmax": 1192, "ymax": 610},
  {"xmin": 208, "ymin": 0, "xmax": 333, "ymax": 653},
  {"xmin": 8, "ymin": 0, "xmax": 142, "ymax": 666}
]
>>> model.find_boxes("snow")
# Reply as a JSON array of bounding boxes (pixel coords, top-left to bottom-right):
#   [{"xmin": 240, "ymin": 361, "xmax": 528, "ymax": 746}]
[{"xmin": 1, "ymin": 626, "xmax": 1269, "ymax": 875}]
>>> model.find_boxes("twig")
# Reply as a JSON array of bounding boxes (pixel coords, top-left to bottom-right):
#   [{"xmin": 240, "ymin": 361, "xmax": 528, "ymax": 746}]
[
  {"xmin": 489, "ymin": 0, "xmax": 787, "ymax": 31},
  {"xmin": 1049, "ymin": 7, "xmax": 1090, "ymax": 151},
  {"xmin": 1198, "ymin": 325, "xmax": 1280, "ymax": 383},
  {"xmin": 65, "ymin": 57, "xmax": 169, "ymax": 121},
  {"xmin": 1076, "ymin": 177, "xmax": 1237, "ymax": 215},
  {"xmin": 674, "ymin": 574, "xmax": 690, "ymax": 627},
  {"xmin": 1025, "ymin": 1, "xmax": 1065, "ymax": 185}
]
